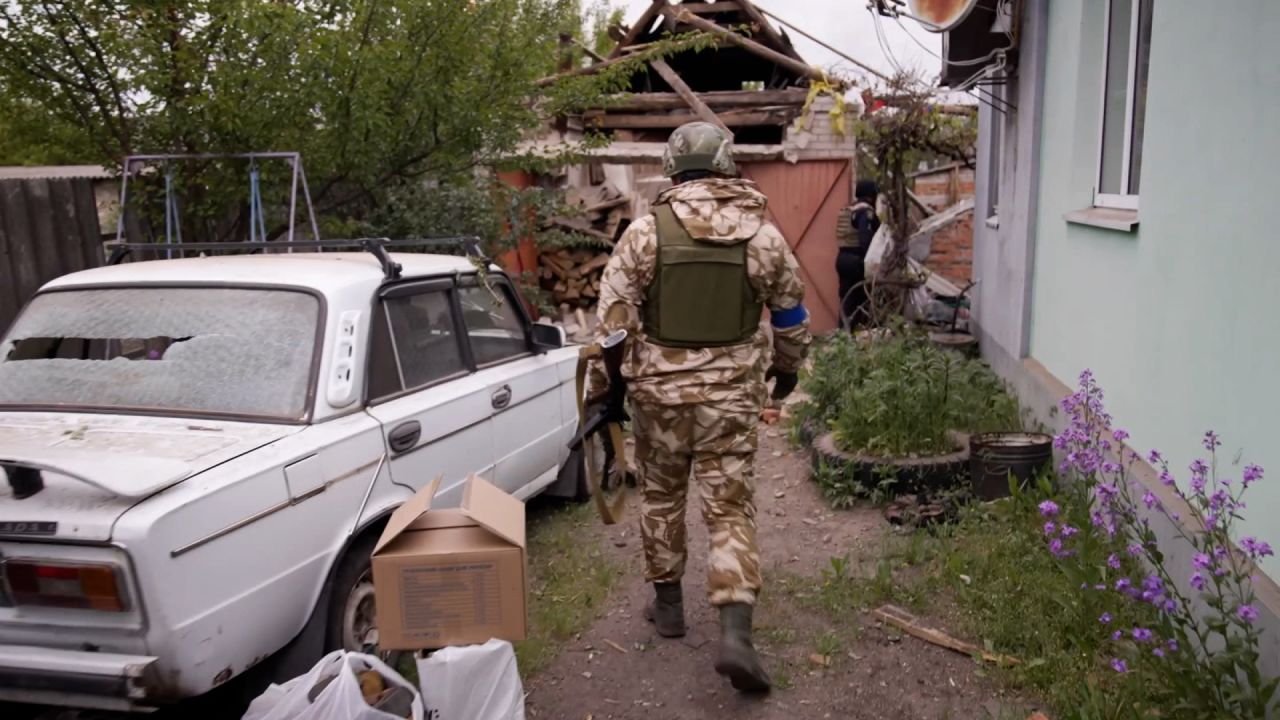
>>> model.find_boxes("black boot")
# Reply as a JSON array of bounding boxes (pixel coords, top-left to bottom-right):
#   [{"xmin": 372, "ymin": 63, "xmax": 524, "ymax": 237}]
[
  {"xmin": 714, "ymin": 603, "xmax": 771, "ymax": 693},
  {"xmin": 643, "ymin": 582, "xmax": 686, "ymax": 638}
]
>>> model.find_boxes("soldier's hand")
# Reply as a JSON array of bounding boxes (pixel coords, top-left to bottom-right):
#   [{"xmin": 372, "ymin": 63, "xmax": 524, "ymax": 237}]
[{"xmin": 766, "ymin": 366, "xmax": 798, "ymax": 400}]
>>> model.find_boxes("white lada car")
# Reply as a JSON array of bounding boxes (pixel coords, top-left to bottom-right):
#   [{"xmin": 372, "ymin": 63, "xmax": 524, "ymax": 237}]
[{"xmin": 0, "ymin": 245, "xmax": 585, "ymax": 711}]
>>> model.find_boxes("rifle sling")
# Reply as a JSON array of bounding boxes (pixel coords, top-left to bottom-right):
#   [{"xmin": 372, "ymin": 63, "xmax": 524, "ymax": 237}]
[{"xmin": 575, "ymin": 344, "xmax": 629, "ymax": 525}]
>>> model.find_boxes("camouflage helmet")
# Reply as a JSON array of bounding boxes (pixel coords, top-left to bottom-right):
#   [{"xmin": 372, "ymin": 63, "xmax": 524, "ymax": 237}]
[{"xmin": 662, "ymin": 121, "xmax": 736, "ymax": 178}]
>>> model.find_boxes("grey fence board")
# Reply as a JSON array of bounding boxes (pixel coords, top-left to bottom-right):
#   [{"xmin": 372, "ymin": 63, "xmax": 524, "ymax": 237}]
[{"xmin": 0, "ymin": 177, "xmax": 104, "ymax": 333}]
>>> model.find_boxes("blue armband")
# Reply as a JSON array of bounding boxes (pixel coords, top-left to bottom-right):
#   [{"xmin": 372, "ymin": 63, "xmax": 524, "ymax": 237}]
[{"xmin": 770, "ymin": 303, "xmax": 808, "ymax": 329}]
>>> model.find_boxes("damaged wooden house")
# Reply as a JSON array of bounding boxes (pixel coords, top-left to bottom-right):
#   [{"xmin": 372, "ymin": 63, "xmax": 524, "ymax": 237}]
[{"xmin": 515, "ymin": 0, "xmax": 860, "ymax": 334}]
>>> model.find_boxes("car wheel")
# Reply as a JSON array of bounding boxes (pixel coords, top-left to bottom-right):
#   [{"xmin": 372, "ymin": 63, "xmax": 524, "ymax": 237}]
[{"xmin": 325, "ymin": 533, "xmax": 403, "ymax": 665}]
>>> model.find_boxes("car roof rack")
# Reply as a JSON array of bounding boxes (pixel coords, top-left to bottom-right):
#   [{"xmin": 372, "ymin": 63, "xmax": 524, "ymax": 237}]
[{"xmin": 104, "ymin": 237, "xmax": 486, "ymax": 280}]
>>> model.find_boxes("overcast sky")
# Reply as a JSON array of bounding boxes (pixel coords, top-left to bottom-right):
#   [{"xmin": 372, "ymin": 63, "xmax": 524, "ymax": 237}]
[{"xmin": 617, "ymin": 0, "xmax": 944, "ymax": 84}]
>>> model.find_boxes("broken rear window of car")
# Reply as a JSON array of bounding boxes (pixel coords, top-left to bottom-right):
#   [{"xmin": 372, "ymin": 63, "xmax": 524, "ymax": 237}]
[{"xmin": 0, "ymin": 287, "xmax": 321, "ymax": 421}]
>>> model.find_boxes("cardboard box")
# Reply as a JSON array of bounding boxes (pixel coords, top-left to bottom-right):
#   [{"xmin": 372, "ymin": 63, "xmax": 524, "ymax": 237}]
[{"xmin": 371, "ymin": 475, "xmax": 527, "ymax": 650}]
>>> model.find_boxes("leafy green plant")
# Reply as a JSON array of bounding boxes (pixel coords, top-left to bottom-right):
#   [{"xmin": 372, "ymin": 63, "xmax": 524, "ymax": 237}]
[{"xmin": 828, "ymin": 328, "xmax": 1019, "ymax": 457}]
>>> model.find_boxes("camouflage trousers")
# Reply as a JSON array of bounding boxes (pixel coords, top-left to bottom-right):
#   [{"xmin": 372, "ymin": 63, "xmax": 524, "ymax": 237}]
[{"xmin": 631, "ymin": 401, "xmax": 762, "ymax": 606}]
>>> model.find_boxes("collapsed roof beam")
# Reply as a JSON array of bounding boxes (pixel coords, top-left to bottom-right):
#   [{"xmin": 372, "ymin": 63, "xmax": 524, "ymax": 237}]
[
  {"xmin": 600, "ymin": 88, "xmax": 809, "ymax": 111},
  {"xmin": 585, "ymin": 106, "xmax": 796, "ymax": 129},
  {"xmin": 607, "ymin": 0, "xmax": 667, "ymax": 59},
  {"xmin": 648, "ymin": 57, "xmax": 732, "ymax": 135},
  {"xmin": 660, "ymin": 6, "xmax": 843, "ymax": 89}
]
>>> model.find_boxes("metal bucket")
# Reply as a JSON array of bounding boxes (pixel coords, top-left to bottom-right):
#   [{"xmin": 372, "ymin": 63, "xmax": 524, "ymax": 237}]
[{"xmin": 969, "ymin": 432, "xmax": 1053, "ymax": 500}]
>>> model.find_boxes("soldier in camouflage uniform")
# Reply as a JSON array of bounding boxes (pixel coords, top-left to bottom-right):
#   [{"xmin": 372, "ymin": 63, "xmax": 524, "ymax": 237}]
[{"xmin": 594, "ymin": 121, "xmax": 812, "ymax": 692}]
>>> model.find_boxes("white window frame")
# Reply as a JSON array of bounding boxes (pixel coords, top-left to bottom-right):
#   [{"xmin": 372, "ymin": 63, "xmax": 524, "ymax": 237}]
[{"xmin": 1094, "ymin": 0, "xmax": 1146, "ymax": 212}]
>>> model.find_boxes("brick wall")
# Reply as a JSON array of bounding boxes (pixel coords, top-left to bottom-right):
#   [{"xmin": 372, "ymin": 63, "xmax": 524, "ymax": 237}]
[
  {"xmin": 923, "ymin": 210, "xmax": 974, "ymax": 285},
  {"xmin": 912, "ymin": 165, "xmax": 976, "ymax": 284},
  {"xmin": 912, "ymin": 165, "xmax": 976, "ymax": 211},
  {"xmin": 784, "ymin": 95, "xmax": 857, "ymax": 162}
]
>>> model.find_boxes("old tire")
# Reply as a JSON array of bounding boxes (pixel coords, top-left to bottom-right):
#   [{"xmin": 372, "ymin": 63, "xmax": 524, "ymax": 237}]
[{"xmin": 812, "ymin": 431, "xmax": 970, "ymax": 494}]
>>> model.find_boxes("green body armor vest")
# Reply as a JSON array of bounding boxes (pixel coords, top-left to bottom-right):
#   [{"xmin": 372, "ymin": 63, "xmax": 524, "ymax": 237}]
[{"xmin": 642, "ymin": 204, "xmax": 763, "ymax": 348}]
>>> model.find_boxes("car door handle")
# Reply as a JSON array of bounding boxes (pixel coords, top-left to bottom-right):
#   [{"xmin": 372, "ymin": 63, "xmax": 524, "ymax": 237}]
[
  {"xmin": 491, "ymin": 385, "xmax": 512, "ymax": 410},
  {"xmin": 388, "ymin": 421, "xmax": 421, "ymax": 455}
]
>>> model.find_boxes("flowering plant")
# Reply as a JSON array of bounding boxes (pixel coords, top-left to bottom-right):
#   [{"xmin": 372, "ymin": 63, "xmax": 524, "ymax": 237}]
[{"xmin": 1046, "ymin": 370, "xmax": 1277, "ymax": 717}]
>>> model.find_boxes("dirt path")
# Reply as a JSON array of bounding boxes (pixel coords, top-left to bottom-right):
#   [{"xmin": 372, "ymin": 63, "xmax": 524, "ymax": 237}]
[{"xmin": 525, "ymin": 426, "xmax": 1024, "ymax": 720}]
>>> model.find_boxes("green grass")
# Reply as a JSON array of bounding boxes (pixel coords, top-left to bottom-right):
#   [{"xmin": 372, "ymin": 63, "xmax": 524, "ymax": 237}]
[
  {"xmin": 867, "ymin": 497, "xmax": 1167, "ymax": 719},
  {"xmin": 515, "ymin": 500, "xmax": 618, "ymax": 676}
]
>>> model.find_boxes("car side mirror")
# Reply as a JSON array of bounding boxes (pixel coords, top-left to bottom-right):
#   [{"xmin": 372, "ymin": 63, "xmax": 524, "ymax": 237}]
[{"xmin": 530, "ymin": 322, "xmax": 565, "ymax": 353}]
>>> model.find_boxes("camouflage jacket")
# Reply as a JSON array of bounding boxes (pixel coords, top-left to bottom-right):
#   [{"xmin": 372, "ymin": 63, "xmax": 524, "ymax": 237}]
[{"xmin": 594, "ymin": 178, "xmax": 812, "ymax": 413}]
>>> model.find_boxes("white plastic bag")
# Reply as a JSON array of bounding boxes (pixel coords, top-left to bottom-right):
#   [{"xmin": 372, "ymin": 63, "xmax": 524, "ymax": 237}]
[
  {"xmin": 863, "ymin": 223, "xmax": 890, "ymax": 277},
  {"xmin": 416, "ymin": 639, "xmax": 525, "ymax": 720},
  {"xmin": 243, "ymin": 650, "xmax": 425, "ymax": 720}
]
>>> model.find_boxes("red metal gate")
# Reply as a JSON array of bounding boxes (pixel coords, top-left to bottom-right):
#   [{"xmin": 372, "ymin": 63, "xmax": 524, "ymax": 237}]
[{"xmin": 739, "ymin": 160, "xmax": 851, "ymax": 333}]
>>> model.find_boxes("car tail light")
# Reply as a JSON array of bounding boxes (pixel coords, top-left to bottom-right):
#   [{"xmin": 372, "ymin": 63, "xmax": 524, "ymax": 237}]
[{"xmin": 2, "ymin": 560, "xmax": 127, "ymax": 612}]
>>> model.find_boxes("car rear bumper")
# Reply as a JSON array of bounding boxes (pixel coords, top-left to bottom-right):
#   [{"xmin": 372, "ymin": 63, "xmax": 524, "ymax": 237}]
[{"xmin": 0, "ymin": 644, "xmax": 159, "ymax": 711}]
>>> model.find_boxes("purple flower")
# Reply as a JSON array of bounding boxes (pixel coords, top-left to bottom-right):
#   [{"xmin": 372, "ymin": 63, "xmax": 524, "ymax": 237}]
[
  {"xmin": 1191, "ymin": 475, "xmax": 1207, "ymax": 496},
  {"xmin": 1209, "ymin": 490, "xmax": 1230, "ymax": 511},
  {"xmin": 1115, "ymin": 577, "xmax": 1132, "ymax": 591},
  {"xmin": 1094, "ymin": 583, "xmax": 1107, "ymax": 591},
  {"xmin": 1163, "ymin": 599, "xmax": 1178, "ymax": 613},
  {"xmin": 1048, "ymin": 538, "xmax": 1072, "ymax": 558},
  {"xmin": 1111, "ymin": 658, "xmax": 1128, "ymax": 673},
  {"xmin": 1167, "ymin": 639, "xmax": 1179, "ymax": 652},
  {"xmin": 1193, "ymin": 553, "xmax": 1212, "ymax": 570},
  {"xmin": 1112, "ymin": 630, "xmax": 1124, "ymax": 640},
  {"xmin": 1107, "ymin": 554, "xmax": 1121, "ymax": 570},
  {"xmin": 1243, "ymin": 464, "xmax": 1263, "ymax": 487},
  {"xmin": 1142, "ymin": 575, "xmax": 1163, "ymax": 592},
  {"xmin": 1113, "ymin": 429, "xmax": 1130, "ymax": 442},
  {"xmin": 1190, "ymin": 459, "xmax": 1209, "ymax": 476},
  {"xmin": 1043, "ymin": 521, "xmax": 1056, "ymax": 536},
  {"xmin": 1238, "ymin": 605, "xmax": 1260, "ymax": 624},
  {"xmin": 1038, "ymin": 500, "xmax": 1059, "ymax": 518},
  {"xmin": 1203, "ymin": 431, "xmax": 1221, "ymax": 450},
  {"xmin": 1159, "ymin": 470, "xmax": 1176, "ymax": 487},
  {"xmin": 1132, "ymin": 628, "xmax": 1153, "ymax": 642},
  {"xmin": 1059, "ymin": 525, "xmax": 1079, "ymax": 539},
  {"xmin": 1190, "ymin": 571, "xmax": 1206, "ymax": 591},
  {"xmin": 1099, "ymin": 612, "xmax": 1112, "ymax": 624},
  {"xmin": 1127, "ymin": 543, "xmax": 1143, "ymax": 557},
  {"xmin": 1153, "ymin": 647, "xmax": 1165, "ymax": 658},
  {"xmin": 1148, "ymin": 450, "xmax": 1164, "ymax": 464},
  {"xmin": 1241, "ymin": 537, "xmax": 1274, "ymax": 559},
  {"xmin": 1214, "ymin": 546, "xmax": 1229, "ymax": 560},
  {"xmin": 1142, "ymin": 490, "xmax": 1158, "ymax": 509}
]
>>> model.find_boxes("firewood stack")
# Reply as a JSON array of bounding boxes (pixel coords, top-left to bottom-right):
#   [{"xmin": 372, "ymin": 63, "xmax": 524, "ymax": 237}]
[{"xmin": 538, "ymin": 181, "xmax": 631, "ymax": 311}]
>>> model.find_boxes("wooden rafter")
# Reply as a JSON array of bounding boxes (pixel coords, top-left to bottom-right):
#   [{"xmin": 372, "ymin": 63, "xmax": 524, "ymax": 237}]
[
  {"xmin": 660, "ymin": 6, "xmax": 839, "ymax": 88},
  {"xmin": 733, "ymin": 0, "xmax": 805, "ymax": 63},
  {"xmin": 585, "ymin": 106, "xmax": 796, "ymax": 129},
  {"xmin": 648, "ymin": 58, "xmax": 731, "ymax": 135},
  {"xmin": 600, "ymin": 88, "xmax": 808, "ymax": 111},
  {"xmin": 607, "ymin": 0, "xmax": 666, "ymax": 59}
]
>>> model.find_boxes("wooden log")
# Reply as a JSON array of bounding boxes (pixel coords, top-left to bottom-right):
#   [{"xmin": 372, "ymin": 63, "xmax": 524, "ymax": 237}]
[
  {"xmin": 583, "ymin": 195, "xmax": 630, "ymax": 215},
  {"xmin": 677, "ymin": 2, "xmax": 745, "ymax": 14},
  {"xmin": 579, "ymin": 253, "xmax": 611, "ymax": 274},
  {"xmin": 660, "ymin": 7, "xmax": 842, "ymax": 89},
  {"xmin": 599, "ymin": 88, "xmax": 809, "ymax": 112},
  {"xmin": 586, "ymin": 106, "xmax": 796, "ymax": 129},
  {"xmin": 649, "ymin": 57, "xmax": 730, "ymax": 135}
]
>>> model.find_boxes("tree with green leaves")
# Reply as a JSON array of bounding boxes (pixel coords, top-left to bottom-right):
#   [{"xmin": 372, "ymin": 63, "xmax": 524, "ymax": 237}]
[{"xmin": 0, "ymin": 1, "xmax": 593, "ymax": 235}]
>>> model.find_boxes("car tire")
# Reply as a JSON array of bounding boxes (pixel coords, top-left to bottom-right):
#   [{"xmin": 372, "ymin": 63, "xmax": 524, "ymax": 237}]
[
  {"xmin": 326, "ymin": 532, "xmax": 408, "ymax": 675},
  {"xmin": 325, "ymin": 531, "xmax": 389, "ymax": 655}
]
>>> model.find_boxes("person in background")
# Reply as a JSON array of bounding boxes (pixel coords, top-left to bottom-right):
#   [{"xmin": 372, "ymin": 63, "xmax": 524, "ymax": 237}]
[{"xmin": 835, "ymin": 179, "xmax": 880, "ymax": 330}]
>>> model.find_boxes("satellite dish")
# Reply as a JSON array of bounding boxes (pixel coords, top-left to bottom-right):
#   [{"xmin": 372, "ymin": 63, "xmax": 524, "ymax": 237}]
[{"xmin": 906, "ymin": 0, "xmax": 981, "ymax": 33}]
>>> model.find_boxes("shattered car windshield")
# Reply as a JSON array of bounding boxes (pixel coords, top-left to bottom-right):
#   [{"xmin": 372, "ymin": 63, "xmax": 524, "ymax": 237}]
[{"xmin": 0, "ymin": 287, "xmax": 320, "ymax": 421}]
